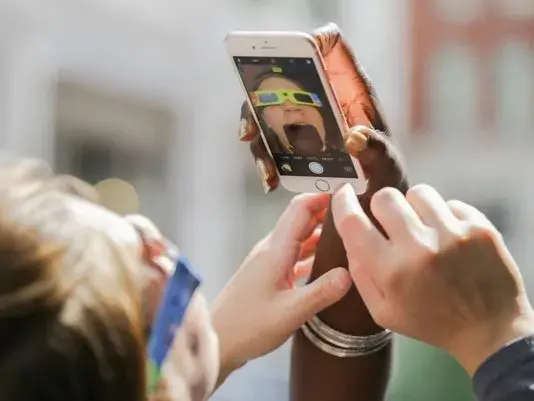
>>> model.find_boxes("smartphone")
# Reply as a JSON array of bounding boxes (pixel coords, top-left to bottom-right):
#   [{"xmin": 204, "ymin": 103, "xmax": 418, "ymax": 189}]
[{"xmin": 225, "ymin": 30, "xmax": 368, "ymax": 195}]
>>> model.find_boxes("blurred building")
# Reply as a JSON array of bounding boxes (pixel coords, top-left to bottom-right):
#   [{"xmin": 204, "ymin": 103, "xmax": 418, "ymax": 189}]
[{"xmin": 0, "ymin": 0, "xmax": 532, "ymax": 400}]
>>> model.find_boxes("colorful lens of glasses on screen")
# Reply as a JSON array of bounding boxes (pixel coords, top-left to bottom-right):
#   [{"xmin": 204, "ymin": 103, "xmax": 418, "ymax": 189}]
[{"xmin": 251, "ymin": 89, "xmax": 322, "ymax": 107}]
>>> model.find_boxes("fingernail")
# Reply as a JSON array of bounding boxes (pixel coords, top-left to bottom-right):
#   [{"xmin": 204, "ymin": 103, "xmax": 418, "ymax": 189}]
[
  {"xmin": 332, "ymin": 269, "xmax": 351, "ymax": 291},
  {"xmin": 333, "ymin": 184, "xmax": 359, "ymax": 219},
  {"xmin": 373, "ymin": 187, "xmax": 401, "ymax": 205},
  {"xmin": 338, "ymin": 183, "xmax": 355, "ymax": 197},
  {"xmin": 341, "ymin": 184, "xmax": 357, "ymax": 206},
  {"xmin": 261, "ymin": 179, "xmax": 272, "ymax": 194},
  {"xmin": 239, "ymin": 118, "xmax": 248, "ymax": 140},
  {"xmin": 345, "ymin": 127, "xmax": 368, "ymax": 154},
  {"xmin": 256, "ymin": 159, "xmax": 270, "ymax": 182},
  {"xmin": 256, "ymin": 159, "xmax": 273, "ymax": 193}
]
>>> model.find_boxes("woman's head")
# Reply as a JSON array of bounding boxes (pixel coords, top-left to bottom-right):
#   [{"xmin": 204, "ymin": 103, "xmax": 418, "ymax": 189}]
[
  {"xmin": 251, "ymin": 70, "xmax": 343, "ymax": 155},
  {"xmin": 257, "ymin": 75, "xmax": 326, "ymax": 153},
  {"xmin": 0, "ymin": 159, "xmax": 218, "ymax": 401}
]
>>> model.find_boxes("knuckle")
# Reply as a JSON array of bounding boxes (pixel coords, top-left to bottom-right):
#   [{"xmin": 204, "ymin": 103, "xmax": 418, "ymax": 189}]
[
  {"xmin": 336, "ymin": 212, "xmax": 364, "ymax": 236},
  {"xmin": 313, "ymin": 279, "xmax": 331, "ymax": 301},
  {"xmin": 445, "ymin": 221, "xmax": 470, "ymax": 241},
  {"xmin": 349, "ymin": 125, "xmax": 374, "ymax": 139},
  {"xmin": 467, "ymin": 221, "xmax": 500, "ymax": 243},
  {"xmin": 289, "ymin": 193, "xmax": 309, "ymax": 209},
  {"xmin": 406, "ymin": 183, "xmax": 432, "ymax": 201},
  {"xmin": 372, "ymin": 308, "xmax": 391, "ymax": 329},
  {"xmin": 417, "ymin": 247, "xmax": 440, "ymax": 269},
  {"xmin": 402, "ymin": 233, "xmax": 440, "ymax": 266},
  {"xmin": 416, "ymin": 241, "xmax": 440, "ymax": 263},
  {"xmin": 446, "ymin": 199, "xmax": 462, "ymax": 208},
  {"xmin": 355, "ymin": 124, "xmax": 373, "ymax": 134},
  {"xmin": 372, "ymin": 187, "xmax": 401, "ymax": 207}
]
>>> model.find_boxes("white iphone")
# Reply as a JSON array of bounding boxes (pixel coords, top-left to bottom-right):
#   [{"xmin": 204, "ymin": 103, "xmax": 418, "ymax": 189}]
[{"xmin": 225, "ymin": 30, "xmax": 368, "ymax": 195}]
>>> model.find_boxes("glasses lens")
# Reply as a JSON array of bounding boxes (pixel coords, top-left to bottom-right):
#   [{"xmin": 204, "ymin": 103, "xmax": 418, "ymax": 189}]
[
  {"xmin": 293, "ymin": 92, "xmax": 314, "ymax": 104},
  {"xmin": 258, "ymin": 92, "xmax": 280, "ymax": 104}
]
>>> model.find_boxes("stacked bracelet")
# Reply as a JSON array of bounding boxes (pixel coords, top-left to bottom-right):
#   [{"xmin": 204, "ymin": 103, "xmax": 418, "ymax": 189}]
[{"xmin": 301, "ymin": 316, "xmax": 392, "ymax": 358}]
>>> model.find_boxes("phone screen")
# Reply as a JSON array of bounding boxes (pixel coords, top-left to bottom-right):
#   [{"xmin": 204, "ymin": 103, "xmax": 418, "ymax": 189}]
[{"xmin": 234, "ymin": 56, "xmax": 358, "ymax": 178}]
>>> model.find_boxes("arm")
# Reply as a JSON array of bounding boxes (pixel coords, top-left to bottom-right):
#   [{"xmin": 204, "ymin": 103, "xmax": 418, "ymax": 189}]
[
  {"xmin": 290, "ymin": 25, "xmax": 408, "ymax": 401},
  {"xmin": 291, "ymin": 131, "xmax": 407, "ymax": 401},
  {"xmin": 291, "ymin": 205, "xmax": 392, "ymax": 401}
]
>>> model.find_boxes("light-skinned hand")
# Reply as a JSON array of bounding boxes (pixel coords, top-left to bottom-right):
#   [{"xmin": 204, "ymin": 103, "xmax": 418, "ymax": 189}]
[
  {"xmin": 332, "ymin": 183, "xmax": 534, "ymax": 375},
  {"xmin": 211, "ymin": 193, "xmax": 352, "ymax": 383}
]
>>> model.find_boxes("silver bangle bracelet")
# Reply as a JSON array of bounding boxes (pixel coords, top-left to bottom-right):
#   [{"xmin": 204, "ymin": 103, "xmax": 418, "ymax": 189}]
[
  {"xmin": 308, "ymin": 316, "xmax": 392, "ymax": 350},
  {"xmin": 300, "ymin": 323, "xmax": 391, "ymax": 357},
  {"xmin": 300, "ymin": 317, "xmax": 393, "ymax": 358}
]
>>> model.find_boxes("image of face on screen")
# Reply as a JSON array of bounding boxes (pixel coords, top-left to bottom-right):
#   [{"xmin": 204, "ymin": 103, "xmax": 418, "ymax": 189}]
[
  {"xmin": 246, "ymin": 63, "xmax": 346, "ymax": 158},
  {"xmin": 235, "ymin": 57, "xmax": 358, "ymax": 179},
  {"xmin": 256, "ymin": 75, "xmax": 326, "ymax": 155}
]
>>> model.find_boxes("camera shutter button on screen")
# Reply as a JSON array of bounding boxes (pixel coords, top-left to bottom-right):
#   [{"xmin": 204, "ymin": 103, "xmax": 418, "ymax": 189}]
[
  {"xmin": 314, "ymin": 180, "xmax": 330, "ymax": 192},
  {"xmin": 308, "ymin": 162, "xmax": 324, "ymax": 175}
]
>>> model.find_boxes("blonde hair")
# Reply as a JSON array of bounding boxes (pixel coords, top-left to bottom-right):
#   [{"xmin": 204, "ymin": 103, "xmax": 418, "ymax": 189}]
[{"xmin": 0, "ymin": 158, "xmax": 146, "ymax": 400}]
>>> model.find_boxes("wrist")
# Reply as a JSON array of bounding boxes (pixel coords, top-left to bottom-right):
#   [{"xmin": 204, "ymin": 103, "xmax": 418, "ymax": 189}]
[
  {"xmin": 210, "ymin": 305, "xmax": 246, "ymax": 390},
  {"xmin": 213, "ymin": 326, "xmax": 246, "ymax": 390},
  {"xmin": 215, "ymin": 357, "xmax": 245, "ymax": 390},
  {"xmin": 448, "ymin": 311, "xmax": 534, "ymax": 376}
]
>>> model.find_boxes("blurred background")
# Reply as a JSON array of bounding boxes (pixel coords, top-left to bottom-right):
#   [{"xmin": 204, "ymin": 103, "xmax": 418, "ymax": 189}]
[{"xmin": 0, "ymin": 0, "xmax": 532, "ymax": 400}]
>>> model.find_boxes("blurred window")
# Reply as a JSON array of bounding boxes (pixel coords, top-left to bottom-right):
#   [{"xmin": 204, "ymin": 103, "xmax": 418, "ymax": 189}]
[
  {"xmin": 411, "ymin": 0, "xmax": 534, "ymax": 135},
  {"xmin": 434, "ymin": 0, "xmax": 483, "ymax": 23},
  {"xmin": 53, "ymin": 81, "xmax": 173, "ymax": 234},
  {"xmin": 428, "ymin": 43, "xmax": 479, "ymax": 135},
  {"xmin": 56, "ymin": 136, "xmax": 136, "ymax": 185},
  {"xmin": 494, "ymin": 41, "xmax": 534, "ymax": 137},
  {"xmin": 73, "ymin": 140, "xmax": 113, "ymax": 184},
  {"xmin": 497, "ymin": 0, "xmax": 534, "ymax": 19}
]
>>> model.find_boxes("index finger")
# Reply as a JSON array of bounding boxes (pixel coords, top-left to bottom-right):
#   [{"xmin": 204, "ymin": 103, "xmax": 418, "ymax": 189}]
[
  {"xmin": 332, "ymin": 184, "xmax": 390, "ymax": 271},
  {"xmin": 271, "ymin": 193, "xmax": 331, "ymax": 246}
]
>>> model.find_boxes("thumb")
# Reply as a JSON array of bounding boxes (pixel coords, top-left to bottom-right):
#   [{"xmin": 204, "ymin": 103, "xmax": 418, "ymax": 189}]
[{"xmin": 285, "ymin": 267, "xmax": 352, "ymax": 327}]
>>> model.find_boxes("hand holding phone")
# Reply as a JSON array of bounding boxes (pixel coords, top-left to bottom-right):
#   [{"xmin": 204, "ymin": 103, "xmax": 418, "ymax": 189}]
[
  {"xmin": 226, "ymin": 25, "xmax": 395, "ymax": 195},
  {"xmin": 226, "ymin": 29, "xmax": 369, "ymax": 194}
]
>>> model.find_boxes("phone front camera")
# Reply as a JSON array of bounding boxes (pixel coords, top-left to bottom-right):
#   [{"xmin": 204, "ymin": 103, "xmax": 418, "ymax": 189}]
[{"xmin": 252, "ymin": 45, "xmax": 256, "ymax": 50}]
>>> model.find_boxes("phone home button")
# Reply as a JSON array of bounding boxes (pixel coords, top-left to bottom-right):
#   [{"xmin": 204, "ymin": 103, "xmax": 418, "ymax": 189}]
[{"xmin": 315, "ymin": 179, "xmax": 330, "ymax": 192}]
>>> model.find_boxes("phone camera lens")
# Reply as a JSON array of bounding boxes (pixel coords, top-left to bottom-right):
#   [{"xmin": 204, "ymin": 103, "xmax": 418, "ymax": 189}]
[{"xmin": 252, "ymin": 45, "xmax": 256, "ymax": 50}]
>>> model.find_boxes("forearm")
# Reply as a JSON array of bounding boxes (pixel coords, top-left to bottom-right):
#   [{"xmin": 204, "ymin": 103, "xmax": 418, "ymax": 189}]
[
  {"xmin": 290, "ymin": 206, "xmax": 391, "ymax": 401},
  {"xmin": 211, "ymin": 311, "xmax": 246, "ymax": 393}
]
